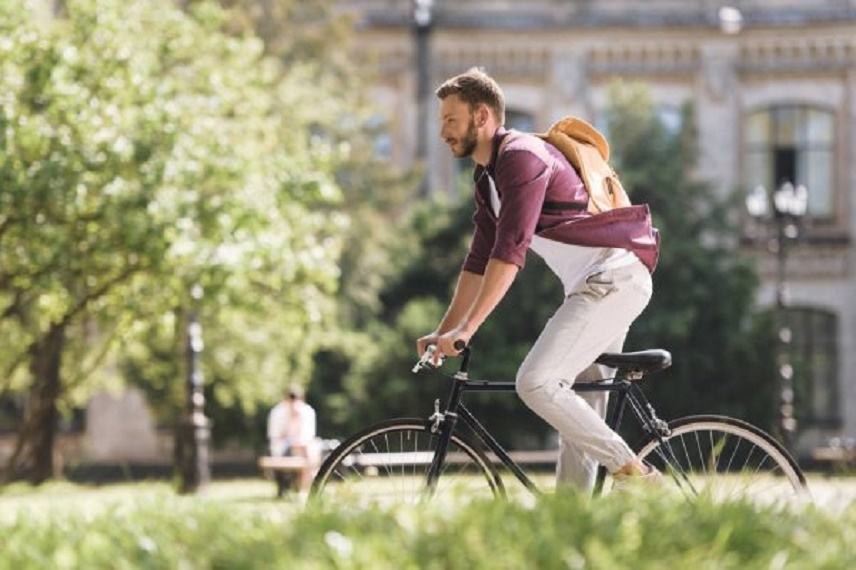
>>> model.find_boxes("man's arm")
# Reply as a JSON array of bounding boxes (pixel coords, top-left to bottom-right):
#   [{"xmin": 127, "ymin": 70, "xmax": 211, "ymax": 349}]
[
  {"xmin": 417, "ymin": 193, "xmax": 493, "ymax": 358},
  {"xmin": 436, "ymin": 270, "xmax": 483, "ymax": 333},
  {"xmin": 416, "ymin": 269, "xmax": 480, "ymax": 357},
  {"xmin": 437, "ymin": 149, "xmax": 548, "ymax": 354},
  {"xmin": 461, "ymin": 258, "xmax": 518, "ymax": 333},
  {"xmin": 436, "ymin": 258, "xmax": 518, "ymax": 356}
]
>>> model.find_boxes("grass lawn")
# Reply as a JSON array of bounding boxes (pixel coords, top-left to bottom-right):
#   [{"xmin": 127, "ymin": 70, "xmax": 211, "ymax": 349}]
[{"xmin": 0, "ymin": 476, "xmax": 854, "ymax": 569}]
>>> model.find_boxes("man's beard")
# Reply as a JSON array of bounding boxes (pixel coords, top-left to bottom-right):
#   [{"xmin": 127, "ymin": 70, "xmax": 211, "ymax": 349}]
[{"xmin": 451, "ymin": 117, "xmax": 478, "ymax": 158}]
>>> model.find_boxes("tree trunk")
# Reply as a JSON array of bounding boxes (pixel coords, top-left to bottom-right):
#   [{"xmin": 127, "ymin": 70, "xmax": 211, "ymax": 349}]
[{"xmin": 4, "ymin": 323, "xmax": 66, "ymax": 484}]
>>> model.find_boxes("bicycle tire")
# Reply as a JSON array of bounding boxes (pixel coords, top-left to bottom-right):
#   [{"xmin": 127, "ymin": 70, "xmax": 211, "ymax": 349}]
[
  {"xmin": 310, "ymin": 417, "xmax": 504, "ymax": 503},
  {"xmin": 633, "ymin": 415, "xmax": 808, "ymax": 501}
]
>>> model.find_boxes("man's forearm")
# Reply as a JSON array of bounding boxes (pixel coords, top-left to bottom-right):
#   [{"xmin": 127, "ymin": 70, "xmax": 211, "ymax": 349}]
[
  {"xmin": 437, "ymin": 270, "xmax": 483, "ymax": 333},
  {"xmin": 460, "ymin": 258, "xmax": 519, "ymax": 334}
]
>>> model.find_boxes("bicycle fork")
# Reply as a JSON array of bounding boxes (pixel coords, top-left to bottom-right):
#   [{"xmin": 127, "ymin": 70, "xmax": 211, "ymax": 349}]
[{"xmin": 425, "ymin": 372, "xmax": 467, "ymax": 495}]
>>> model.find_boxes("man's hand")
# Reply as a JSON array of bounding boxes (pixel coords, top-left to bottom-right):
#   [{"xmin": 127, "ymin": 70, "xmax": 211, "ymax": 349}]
[
  {"xmin": 416, "ymin": 331, "xmax": 440, "ymax": 359},
  {"xmin": 437, "ymin": 325, "xmax": 473, "ymax": 359}
]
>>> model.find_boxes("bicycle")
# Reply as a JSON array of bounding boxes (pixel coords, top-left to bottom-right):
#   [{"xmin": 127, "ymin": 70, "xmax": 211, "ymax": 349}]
[{"xmin": 311, "ymin": 344, "xmax": 808, "ymax": 504}]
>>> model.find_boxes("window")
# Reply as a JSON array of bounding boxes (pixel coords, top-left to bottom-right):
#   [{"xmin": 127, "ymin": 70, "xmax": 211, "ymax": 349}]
[
  {"xmin": 506, "ymin": 109, "xmax": 536, "ymax": 133},
  {"xmin": 594, "ymin": 103, "xmax": 684, "ymax": 139},
  {"xmin": 365, "ymin": 114, "xmax": 392, "ymax": 159},
  {"xmin": 655, "ymin": 104, "xmax": 683, "ymax": 136},
  {"xmin": 784, "ymin": 307, "xmax": 841, "ymax": 427},
  {"xmin": 744, "ymin": 106, "xmax": 835, "ymax": 219}
]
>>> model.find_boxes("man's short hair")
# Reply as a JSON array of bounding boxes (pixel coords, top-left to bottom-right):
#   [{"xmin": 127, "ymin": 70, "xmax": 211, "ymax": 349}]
[
  {"xmin": 286, "ymin": 384, "xmax": 304, "ymax": 400},
  {"xmin": 435, "ymin": 67, "xmax": 506, "ymax": 125}
]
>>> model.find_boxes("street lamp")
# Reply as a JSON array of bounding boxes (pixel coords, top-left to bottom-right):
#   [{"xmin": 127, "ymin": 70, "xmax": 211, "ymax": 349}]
[
  {"xmin": 745, "ymin": 181, "xmax": 809, "ymax": 450},
  {"xmin": 413, "ymin": 0, "xmax": 434, "ymax": 197},
  {"xmin": 718, "ymin": 6, "xmax": 744, "ymax": 35},
  {"xmin": 177, "ymin": 283, "xmax": 211, "ymax": 493}
]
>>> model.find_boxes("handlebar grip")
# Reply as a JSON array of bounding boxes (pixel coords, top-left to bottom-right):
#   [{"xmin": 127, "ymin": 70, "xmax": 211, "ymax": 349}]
[{"xmin": 453, "ymin": 340, "xmax": 467, "ymax": 351}]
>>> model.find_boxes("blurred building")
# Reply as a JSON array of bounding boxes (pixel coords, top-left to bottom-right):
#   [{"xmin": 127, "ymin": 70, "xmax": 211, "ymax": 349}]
[{"xmin": 338, "ymin": 0, "xmax": 856, "ymax": 456}]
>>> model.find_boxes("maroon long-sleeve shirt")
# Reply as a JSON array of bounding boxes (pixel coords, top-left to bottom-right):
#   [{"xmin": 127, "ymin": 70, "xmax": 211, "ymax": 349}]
[{"xmin": 462, "ymin": 127, "xmax": 660, "ymax": 275}]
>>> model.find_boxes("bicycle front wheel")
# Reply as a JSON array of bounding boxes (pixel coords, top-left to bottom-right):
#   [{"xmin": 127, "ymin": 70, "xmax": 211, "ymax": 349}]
[
  {"xmin": 311, "ymin": 418, "xmax": 503, "ymax": 506},
  {"xmin": 634, "ymin": 415, "xmax": 809, "ymax": 503}
]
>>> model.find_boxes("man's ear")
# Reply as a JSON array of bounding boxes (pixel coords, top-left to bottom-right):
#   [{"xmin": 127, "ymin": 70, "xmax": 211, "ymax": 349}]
[{"xmin": 475, "ymin": 103, "xmax": 490, "ymax": 127}]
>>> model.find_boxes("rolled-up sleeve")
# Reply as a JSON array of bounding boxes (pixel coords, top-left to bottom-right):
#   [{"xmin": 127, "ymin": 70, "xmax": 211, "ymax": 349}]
[
  {"xmin": 490, "ymin": 150, "xmax": 549, "ymax": 269},
  {"xmin": 462, "ymin": 196, "xmax": 495, "ymax": 275}
]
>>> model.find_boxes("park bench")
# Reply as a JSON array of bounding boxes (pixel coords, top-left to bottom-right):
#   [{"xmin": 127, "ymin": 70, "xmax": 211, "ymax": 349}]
[
  {"xmin": 811, "ymin": 444, "xmax": 856, "ymax": 470},
  {"xmin": 260, "ymin": 445, "xmax": 559, "ymax": 496},
  {"xmin": 332, "ymin": 449, "xmax": 558, "ymax": 470},
  {"xmin": 258, "ymin": 438, "xmax": 340, "ymax": 497}
]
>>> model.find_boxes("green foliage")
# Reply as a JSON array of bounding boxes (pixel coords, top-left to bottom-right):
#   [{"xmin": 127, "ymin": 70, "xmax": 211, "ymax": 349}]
[
  {"xmin": 0, "ymin": 0, "xmax": 352, "ymax": 466},
  {"xmin": 0, "ymin": 482, "xmax": 854, "ymax": 569}
]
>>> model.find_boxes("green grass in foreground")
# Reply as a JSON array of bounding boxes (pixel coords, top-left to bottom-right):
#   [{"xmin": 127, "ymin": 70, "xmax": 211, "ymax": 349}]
[{"xmin": 0, "ymin": 479, "xmax": 854, "ymax": 569}]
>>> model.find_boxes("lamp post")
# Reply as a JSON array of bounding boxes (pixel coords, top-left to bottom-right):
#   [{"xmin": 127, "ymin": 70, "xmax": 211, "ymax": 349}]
[
  {"xmin": 177, "ymin": 283, "xmax": 211, "ymax": 493},
  {"xmin": 413, "ymin": 0, "xmax": 434, "ymax": 197},
  {"xmin": 745, "ymin": 181, "xmax": 808, "ymax": 450}
]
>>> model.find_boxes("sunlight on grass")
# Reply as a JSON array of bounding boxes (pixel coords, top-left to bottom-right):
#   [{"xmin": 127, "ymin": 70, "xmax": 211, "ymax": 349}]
[{"xmin": 0, "ymin": 476, "xmax": 854, "ymax": 569}]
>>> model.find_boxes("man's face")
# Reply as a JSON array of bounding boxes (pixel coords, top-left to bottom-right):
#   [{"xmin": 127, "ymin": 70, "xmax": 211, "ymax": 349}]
[{"xmin": 440, "ymin": 95, "xmax": 478, "ymax": 159}]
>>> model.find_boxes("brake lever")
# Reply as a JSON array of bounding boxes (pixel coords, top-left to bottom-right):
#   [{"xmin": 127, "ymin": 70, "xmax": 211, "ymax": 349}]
[{"xmin": 412, "ymin": 345, "xmax": 444, "ymax": 373}]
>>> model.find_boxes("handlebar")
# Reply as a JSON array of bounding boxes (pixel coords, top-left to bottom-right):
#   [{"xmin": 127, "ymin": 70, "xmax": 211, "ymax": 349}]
[{"xmin": 412, "ymin": 342, "xmax": 471, "ymax": 375}]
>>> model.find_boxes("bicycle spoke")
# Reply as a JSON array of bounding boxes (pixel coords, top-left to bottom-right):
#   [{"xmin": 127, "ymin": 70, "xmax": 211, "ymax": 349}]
[
  {"xmin": 694, "ymin": 431, "xmax": 707, "ymax": 477},
  {"xmin": 724, "ymin": 436, "xmax": 741, "ymax": 474},
  {"xmin": 635, "ymin": 418, "xmax": 805, "ymax": 505},
  {"xmin": 413, "ymin": 431, "xmax": 418, "ymax": 483},
  {"xmin": 741, "ymin": 443, "xmax": 758, "ymax": 474},
  {"xmin": 382, "ymin": 432, "xmax": 404, "ymax": 500},
  {"xmin": 370, "ymin": 438, "xmax": 396, "ymax": 481},
  {"xmin": 313, "ymin": 423, "xmax": 499, "ymax": 504},
  {"xmin": 751, "ymin": 452, "xmax": 772, "ymax": 478},
  {"xmin": 680, "ymin": 435, "xmax": 692, "ymax": 474},
  {"xmin": 647, "ymin": 438, "xmax": 695, "ymax": 498},
  {"xmin": 335, "ymin": 459, "xmax": 365, "ymax": 482},
  {"xmin": 663, "ymin": 438, "xmax": 698, "ymax": 496}
]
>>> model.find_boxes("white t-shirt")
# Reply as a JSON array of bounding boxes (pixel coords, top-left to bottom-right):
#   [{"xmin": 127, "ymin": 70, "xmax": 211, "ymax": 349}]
[
  {"xmin": 267, "ymin": 400, "xmax": 316, "ymax": 456},
  {"xmin": 488, "ymin": 175, "xmax": 638, "ymax": 296}
]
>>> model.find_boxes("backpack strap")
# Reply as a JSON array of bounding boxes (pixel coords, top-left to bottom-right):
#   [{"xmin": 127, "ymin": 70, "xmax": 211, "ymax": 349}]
[{"xmin": 495, "ymin": 129, "xmax": 586, "ymax": 215}]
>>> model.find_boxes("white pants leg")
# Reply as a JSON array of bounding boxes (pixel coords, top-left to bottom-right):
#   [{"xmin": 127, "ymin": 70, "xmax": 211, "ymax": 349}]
[
  {"xmin": 555, "ymin": 332, "xmax": 626, "ymax": 490},
  {"xmin": 515, "ymin": 260, "xmax": 653, "ymax": 481}
]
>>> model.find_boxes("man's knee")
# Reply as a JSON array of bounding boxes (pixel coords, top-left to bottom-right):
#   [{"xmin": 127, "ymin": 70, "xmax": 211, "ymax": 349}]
[{"xmin": 515, "ymin": 368, "xmax": 549, "ymax": 406}]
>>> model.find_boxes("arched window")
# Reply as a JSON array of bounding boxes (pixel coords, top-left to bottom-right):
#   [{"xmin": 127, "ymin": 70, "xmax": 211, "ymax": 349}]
[
  {"xmin": 744, "ymin": 106, "xmax": 835, "ymax": 219},
  {"xmin": 784, "ymin": 307, "xmax": 841, "ymax": 427}
]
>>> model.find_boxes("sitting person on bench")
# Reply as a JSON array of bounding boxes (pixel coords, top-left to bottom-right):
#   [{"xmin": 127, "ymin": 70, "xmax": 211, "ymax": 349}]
[{"xmin": 267, "ymin": 384, "xmax": 320, "ymax": 492}]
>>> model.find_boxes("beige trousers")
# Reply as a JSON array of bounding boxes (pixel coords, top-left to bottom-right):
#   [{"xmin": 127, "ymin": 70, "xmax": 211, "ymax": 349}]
[{"xmin": 515, "ymin": 260, "xmax": 653, "ymax": 490}]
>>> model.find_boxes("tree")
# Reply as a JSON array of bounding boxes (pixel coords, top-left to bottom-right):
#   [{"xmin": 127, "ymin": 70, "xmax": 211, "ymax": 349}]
[{"xmin": 0, "ymin": 0, "xmax": 345, "ymax": 483}]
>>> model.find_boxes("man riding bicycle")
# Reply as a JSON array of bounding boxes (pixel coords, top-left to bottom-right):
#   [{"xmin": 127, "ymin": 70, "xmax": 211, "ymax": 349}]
[{"xmin": 416, "ymin": 68, "xmax": 661, "ymax": 490}]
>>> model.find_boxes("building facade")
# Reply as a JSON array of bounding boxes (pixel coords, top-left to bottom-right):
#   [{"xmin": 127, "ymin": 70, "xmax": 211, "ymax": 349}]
[{"xmin": 339, "ymin": 0, "xmax": 856, "ymax": 456}]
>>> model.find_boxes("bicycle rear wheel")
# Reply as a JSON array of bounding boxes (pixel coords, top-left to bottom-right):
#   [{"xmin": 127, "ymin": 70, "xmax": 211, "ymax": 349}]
[
  {"xmin": 633, "ymin": 415, "xmax": 808, "ymax": 503},
  {"xmin": 311, "ymin": 418, "xmax": 503, "ymax": 506}
]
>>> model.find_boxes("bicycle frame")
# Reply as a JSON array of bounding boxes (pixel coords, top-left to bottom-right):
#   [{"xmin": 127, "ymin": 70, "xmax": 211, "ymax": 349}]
[{"xmin": 424, "ymin": 348, "xmax": 671, "ymax": 496}]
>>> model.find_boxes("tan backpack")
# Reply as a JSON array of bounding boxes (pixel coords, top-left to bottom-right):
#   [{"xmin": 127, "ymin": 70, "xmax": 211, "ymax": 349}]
[{"xmin": 536, "ymin": 116, "xmax": 632, "ymax": 214}]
